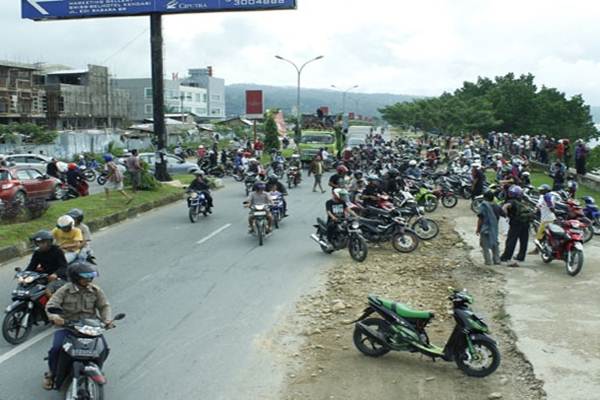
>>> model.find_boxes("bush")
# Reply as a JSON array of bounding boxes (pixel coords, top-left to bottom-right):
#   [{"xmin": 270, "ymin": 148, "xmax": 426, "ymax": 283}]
[{"xmin": 0, "ymin": 198, "xmax": 50, "ymax": 224}]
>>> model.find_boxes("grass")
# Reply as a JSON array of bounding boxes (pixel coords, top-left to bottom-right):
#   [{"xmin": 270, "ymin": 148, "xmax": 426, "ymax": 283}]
[{"xmin": 0, "ymin": 184, "xmax": 182, "ymax": 248}]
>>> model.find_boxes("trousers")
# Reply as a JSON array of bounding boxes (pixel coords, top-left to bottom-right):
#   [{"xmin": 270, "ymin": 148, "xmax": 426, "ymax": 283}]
[{"xmin": 501, "ymin": 223, "xmax": 529, "ymax": 262}]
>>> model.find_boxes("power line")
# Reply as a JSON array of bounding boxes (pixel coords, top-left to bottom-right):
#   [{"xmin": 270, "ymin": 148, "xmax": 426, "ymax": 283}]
[{"xmin": 101, "ymin": 28, "xmax": 149, "ymax": 65}]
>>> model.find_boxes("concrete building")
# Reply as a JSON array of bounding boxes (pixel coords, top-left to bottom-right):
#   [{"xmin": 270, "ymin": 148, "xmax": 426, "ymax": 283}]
[
  {"xmin": 183, "ymin": 67, "xmax": 225, "ymax": 120},
  {"xmin": 44, "ymin": 65, "xmax": 130, "ymax": 130},
  {"xmin": 113, "ymin": 78, "xmax": 209, "ymax": 122},
  {"xmin": 0, "ymin": 61, "xmax": 46, "ymax": 124}
]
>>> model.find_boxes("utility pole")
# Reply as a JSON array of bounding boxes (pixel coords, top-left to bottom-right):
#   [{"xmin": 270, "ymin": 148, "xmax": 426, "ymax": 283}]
[
  {"xmin": 106, "ymin": 72, "xmax": 112, "ymax": 130},
  {"xmin": 150, "ymin": 13, "xmax": 171, "ymax": 181}
]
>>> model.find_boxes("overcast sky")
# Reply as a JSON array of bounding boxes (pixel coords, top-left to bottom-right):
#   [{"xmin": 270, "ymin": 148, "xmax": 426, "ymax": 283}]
[{"xmin": 4, "ymin": 0, "xmax": 600, "ymax": 104}]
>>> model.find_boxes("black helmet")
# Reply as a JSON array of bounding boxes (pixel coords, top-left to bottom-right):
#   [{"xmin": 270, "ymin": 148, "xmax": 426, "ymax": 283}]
[
  {"xmin": 31, "ymin": 230, "xmax": 53, "ymax": 243},
  {"xmin": 68, "ymin": 261, "xmax": 98, "ymax": 283},
  {"xmin": 483, "ymin": 191, "xmax": 495, "ymax": 202},
  {"xmin": 67, "ymin": 208, "xmax": 84, "ymax": 223},
  {"xmin": 387, "ymin": 167, "xmax": 399, "ymax": 177},
  {"xmin": 353, "ymin": 170, "xmax": 363, "ymax": 179}
]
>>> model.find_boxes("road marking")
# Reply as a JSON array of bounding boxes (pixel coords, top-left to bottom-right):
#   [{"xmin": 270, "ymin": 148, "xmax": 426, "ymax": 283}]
[
  {"xmin": 0, "ymin": 328, "xmax": 54, "ymax": 366},
  {"xmin": 197, "ymin": 224, "xmax": 232, "ymax": 245}
]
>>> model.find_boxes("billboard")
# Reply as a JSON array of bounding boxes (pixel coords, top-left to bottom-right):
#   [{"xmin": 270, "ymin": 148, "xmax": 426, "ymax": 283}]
[
  {"xmin": 22, "ymin": 0, "xmax": 297, "ymax": 21},
  {"xmin": 245, "ymin": 90, "xmax": 264, "ymax": 119}
]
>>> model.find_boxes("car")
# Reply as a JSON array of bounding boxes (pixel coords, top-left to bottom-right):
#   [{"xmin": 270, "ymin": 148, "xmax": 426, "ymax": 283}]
[
  {"xmin": 0, "ymin": 166, "xmax": 62, "ymax": 205},
  {"xmin": 347, "ymin": 136, "xmax": 366, "ymax": 147},
  {"xmin": 3, "ymin": 153, "xmax": 68, "ymax": 172},
  {"xmin": 138, "ymin": 153, "xmax": 198, "ymax": 175}
]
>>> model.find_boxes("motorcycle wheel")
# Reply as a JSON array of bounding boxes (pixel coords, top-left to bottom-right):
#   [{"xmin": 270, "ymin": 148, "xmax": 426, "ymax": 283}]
[
  {"xmin": 189, "ymin": 206, "xmax": 200, "ymax": 223},
  {"xmin": 392, "ymin": 232, "xmax": 419, "ymax": 253},
  {"xmin": 565, "ymin": 249, "xmax": 584, "ymax": 276},
  {"xmin": 470, "ymin": 198, "xmax": 483, "ymax": 214},
  {"xmin": 583, "ymin": 226, "xmax": 593, "ymax": 243},
  {"xmin": 462, "ymin": 188, "xmax": 472, "ymax": 200},
  {"xmin": 348, "ymin": 235, "xmax": 368, "ymax": 262},
  {"xmin": 274, "ymin": 214, "xmax": 280, "ymax": 229},
  {"xmin": 245, "ymin": 187, "xmax": 250, "ymax": 197},
  {"xmin": 97, "ymin": 175, "xmax": 107, "ymax": 185},
  {"xmin": 234, "ymin": 174, "xmax": 244, "ymax": 182},
  {"xmin": 83, "ymin": 169, "xmax": 96, "ymax": 182},
  {"xmin": 412, "ymin": 218, "xmax": 440, "ymax": 240},
  {"xmin": 257, "ymin": 223, "xmax": 264, "ymax": 246},
  {"xmin": 593, "ymin": 218, "xmax": 600, "ymax": 235},
  {"xmin": 288, "ymin": 179, "xmax": 292, "ymax": 189},
  {"xmin": 66, "ymin": 378, "xmax": 104, "ymax": 400},
  {"xmin": 2, "ymin": 305, "xmax": 32, "ymax": 345},
  {"xmin": 352, "ymin": 318, "xmax": 391, "ymax": 357},
  {"xmin": 455, "ymin": 338, "xmax": 500, "ymax": 378},
  {"xmin": 442, "ymin": 195, "xmax": 458, "ymax": 208},
  {"xmin": 423, "ymin": 197, "xmax": 439, "ymax": 213}
]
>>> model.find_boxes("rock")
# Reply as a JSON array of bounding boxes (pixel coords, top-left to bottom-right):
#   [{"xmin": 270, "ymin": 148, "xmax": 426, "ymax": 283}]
[
  {"xmin": 425, "ymin": 376, "xmax": 435, "ymax": 382},
  {"xmin": 331, "ymin": 301, "xmax": 346, "ymax": 312},
  {"xmin": 311, "ymin": 373, "xmax": 318, "ymax": 378},
  {"xmin": 310, "ymin": 328, "xmax": 322, "ymax": 336},
  {"xmin": 488, "ymin": 393, "xmax": 503, "ymax": 399},
  {"xmin": 499, "ymin": 377, "xmax": 509, "ymax": 385}
]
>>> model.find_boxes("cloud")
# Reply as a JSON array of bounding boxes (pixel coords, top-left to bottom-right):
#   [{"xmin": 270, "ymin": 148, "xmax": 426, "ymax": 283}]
[{"xmin": 3, "ymin": 0, "xmax": 600, "ymax": 103}]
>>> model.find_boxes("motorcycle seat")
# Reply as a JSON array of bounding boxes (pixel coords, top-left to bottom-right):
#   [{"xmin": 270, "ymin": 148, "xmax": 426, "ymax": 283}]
[
  {"xmin": 366, "ymin": 206, "xmax": 392, "ymax": 216},
  {"xmin": 370, "ymin": 295, "xmax": 433, "ymax": 320},
  {"xmin": 548, "ymin": 223, "xmax": 567, "ymax": 238},
  {"xmin": 316, "ymin": 217, "xmax": 328, "ymax": 228}
]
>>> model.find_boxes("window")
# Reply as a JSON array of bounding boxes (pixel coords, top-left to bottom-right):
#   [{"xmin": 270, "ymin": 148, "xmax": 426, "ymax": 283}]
[
  {"xmin": 211, "ymin": 94, "xmax": 220, "ymax": 101},
  {"xmin": 194, "ymin": 93, "xmax": 201, "ymax": 102},
  {"xmin": 16, "ymin": 170, "xmax": 31, "ymax": 180},
  {"xmin": 28, "ymin": 169, "xmax": 43, "ymax": 179},
  {"xmin": 7, "ymin": 156, "xmax": 28, "ymax": 163},
  {"xmin": 144, "ymin": 104, "xmax": 153, "ymax": 114},
  {"xmin": 26, "ymin": 156, "xmax": 45, "ymax": 164},
  {"xmin": 0, "ymin": 171, "xmax": 10, "ymax": 181},
  {"xmin": 144, "ymin": 88, "xmax": 153, "ymax": 99},
  {"xmin": 211, "ymin": 109, "xmax": 221, "ymax": 115},
  {"xmin": 202, "ymin": 94, "xmax": 207, "ymax": 102}
]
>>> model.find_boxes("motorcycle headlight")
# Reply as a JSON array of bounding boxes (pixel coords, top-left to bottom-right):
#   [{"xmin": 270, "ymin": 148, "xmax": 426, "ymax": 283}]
[
  {"xmin": 190, "ymin": 192, "xmax": 199, "ymax": 199},
  {"xmin": 351, "ymin": 221, "xmax": 360, "ymax": 229}
]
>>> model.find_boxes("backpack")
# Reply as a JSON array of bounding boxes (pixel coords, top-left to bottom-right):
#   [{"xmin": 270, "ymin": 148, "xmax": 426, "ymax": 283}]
[{"xmin": 512, "ymin": 200, "xmax": 533, "ymax": 224}]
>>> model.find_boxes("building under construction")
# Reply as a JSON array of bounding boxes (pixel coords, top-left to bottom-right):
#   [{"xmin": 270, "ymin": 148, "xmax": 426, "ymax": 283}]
[{"xmin": 0, "ymin": 60, "xmax": 46, "ymax": 124}]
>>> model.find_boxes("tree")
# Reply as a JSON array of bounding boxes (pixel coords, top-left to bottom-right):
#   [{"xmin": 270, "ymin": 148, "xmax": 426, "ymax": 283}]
[{"xmin": 263, "ymin": 112, "xmax": 280, "ymax": 152}]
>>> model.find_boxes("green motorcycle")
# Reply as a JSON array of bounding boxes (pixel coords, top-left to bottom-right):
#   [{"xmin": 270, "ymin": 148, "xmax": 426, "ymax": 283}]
[
  {"xmin": 414, "ymin": 185, "xmax": 439, "ymax": 213},
  {"xmin": 352, "ymin": 289, "xmax": 500, "ymax": 378}
]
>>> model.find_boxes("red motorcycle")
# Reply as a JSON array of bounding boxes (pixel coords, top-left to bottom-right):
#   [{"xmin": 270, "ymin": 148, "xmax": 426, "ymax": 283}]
[
  {"xmin": 536, "ymin": 220, "xmax": 585, "ymax": 276},
  {"xmin": 432, "ymin": 184, "xmax": 458, "ymax": 208},
  {"xmin": 556, "ymin": 199, "xmax": 593, "ymax": 243}
]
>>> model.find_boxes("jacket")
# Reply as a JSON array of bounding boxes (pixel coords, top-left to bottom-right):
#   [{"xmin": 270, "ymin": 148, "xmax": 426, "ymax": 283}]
[{"xmin": 46, "ymin": 282, "xmax": 111, "ymax": 323}]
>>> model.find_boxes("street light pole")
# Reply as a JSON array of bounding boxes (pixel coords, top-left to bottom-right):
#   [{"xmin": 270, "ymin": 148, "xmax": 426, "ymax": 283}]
[
  {"xmin": 331, "ymin": 84, "xmax": 359, "ymax": 115},
  {"xmin": 275, "ymin": 55, "xmax": 324, "ymax": 140}
]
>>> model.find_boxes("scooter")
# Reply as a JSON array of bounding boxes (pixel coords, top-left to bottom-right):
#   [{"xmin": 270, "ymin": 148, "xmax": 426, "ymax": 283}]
[
  {"xmin": 351, "ymin": 288, "xmax": 500, "ymax": 378},
  {"xmin": 535, "ymin": 220, "xmax": 585, "ymax": 276}
]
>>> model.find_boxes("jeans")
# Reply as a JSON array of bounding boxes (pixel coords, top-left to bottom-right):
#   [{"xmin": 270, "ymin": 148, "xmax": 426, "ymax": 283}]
[
  {"xmin": 480, "ymin": 235, "xmax": 500, "ymax": 265},
  {"xmin": 64, "ymin": 248, "xmax": 91, "ymax": 264}
]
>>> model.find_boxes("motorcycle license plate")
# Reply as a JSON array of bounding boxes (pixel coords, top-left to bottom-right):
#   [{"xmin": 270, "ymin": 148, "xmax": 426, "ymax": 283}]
[
  {"xmin": 575, "ymin": 242, "xmax": 583, "ymax": 251},
  {"xmin": 254, "ymin": 211, "xmax": 267, "ymax": 216}
]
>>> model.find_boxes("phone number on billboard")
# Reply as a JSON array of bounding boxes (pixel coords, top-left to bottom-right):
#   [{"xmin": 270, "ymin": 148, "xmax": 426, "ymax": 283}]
[{"xmin": 230, "ymin": 0, "xmax": 288, "ymax": 5}]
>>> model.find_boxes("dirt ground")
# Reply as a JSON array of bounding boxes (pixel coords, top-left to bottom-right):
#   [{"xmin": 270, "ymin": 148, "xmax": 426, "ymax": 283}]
[{"xmin": 271, "ymin": 214, "xmax": 546, "ymax": 400}]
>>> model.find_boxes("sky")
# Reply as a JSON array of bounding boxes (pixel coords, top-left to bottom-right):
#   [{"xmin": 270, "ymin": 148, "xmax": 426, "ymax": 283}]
[{"xmin": 4, "ymin": 0, "xmax": 600, "ymax": 104}]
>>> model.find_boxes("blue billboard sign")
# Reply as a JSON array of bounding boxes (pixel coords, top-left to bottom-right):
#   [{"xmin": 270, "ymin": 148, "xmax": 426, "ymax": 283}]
[{"xmin": 22, "ymin": 0, "xmax": 297, "ymax": 21}]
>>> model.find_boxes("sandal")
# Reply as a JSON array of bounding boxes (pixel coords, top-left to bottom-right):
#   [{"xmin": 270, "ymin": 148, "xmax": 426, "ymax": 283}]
[{"xmin": 42, "ymin": 373, "xmax": 53, "ymax": 390}]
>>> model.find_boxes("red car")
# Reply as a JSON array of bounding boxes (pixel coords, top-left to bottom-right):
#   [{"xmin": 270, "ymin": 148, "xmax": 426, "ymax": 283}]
[{"xmin": 0, "ymin": 166, "xmax": 62, "ymax": 205}]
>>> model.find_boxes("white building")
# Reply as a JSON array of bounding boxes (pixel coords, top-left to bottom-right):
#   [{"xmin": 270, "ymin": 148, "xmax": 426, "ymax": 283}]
[{"xmin": 182, "ymin": 67, "xmax": 225, "ymax": 120}]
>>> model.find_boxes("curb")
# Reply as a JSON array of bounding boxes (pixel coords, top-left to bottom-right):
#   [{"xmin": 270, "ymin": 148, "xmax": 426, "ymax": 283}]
[{"xmin": 0, "ymin": 192, "xmax": 184, "ymax": 266}]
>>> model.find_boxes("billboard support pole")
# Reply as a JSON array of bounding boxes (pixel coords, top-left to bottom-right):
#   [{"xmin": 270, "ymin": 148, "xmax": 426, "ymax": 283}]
[{"xmin": 150, "ymin": 13, "xmax": 171, "ymax": 181}]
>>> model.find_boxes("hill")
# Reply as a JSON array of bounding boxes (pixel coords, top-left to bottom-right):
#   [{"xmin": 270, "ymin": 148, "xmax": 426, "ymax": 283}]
[{"xmin": 225, "ymin": 84, "xmax": 418, "ymax": 118}]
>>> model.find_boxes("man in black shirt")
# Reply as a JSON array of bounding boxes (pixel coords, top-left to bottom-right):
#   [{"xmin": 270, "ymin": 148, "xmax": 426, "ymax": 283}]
[
  {"xmin": 27, "ymin": 230, "xmax": 68, "ymax": 294},
  {"xmin": 187, "ymin": 170, "xmax": 213, "ymax": 212},
  {"xmin": 329, "ymin": 165, "xmax": 349, "ymax": 190},
  {"xmin": 325, "ymin": 188, "xmax": 357, "ymax": 243},
  {"xmin": 361, "ymin": 175, "xmax": 383, "ymax": 207},
  {"xmin": 46, "ymin": 158, "xmax": 60, "ymax": 180}
]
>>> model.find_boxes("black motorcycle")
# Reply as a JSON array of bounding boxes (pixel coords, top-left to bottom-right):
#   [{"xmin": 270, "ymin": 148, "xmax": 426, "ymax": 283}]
[
  {"xmin": 47, "ymin": 307, "xmax": 125, "ymax": 398},
  {"xmin": 187, "ymin": 191, "xmax": 209, "ymax": 223},
  {"xmin": 352, "ymin": 289, "xmax": 500, "ymax": 378},
  {"xmin": 2, "ymin": 268, "xmax": 49, "ymax": 344},
  {"xmin": 250, "ymin": 204, "xmax": 270, "ymax": 246},
  {"xmin": 358, "ymin": 216, "xmax": 420, "ymax": 253},
  {"xmin": 311, "ymin": 218, "xmax": 368, "ymax": 262},
  {"xmin": 287, "ymin": 166, "xmax": 301, "ymax": 188},
  {"xmin": 244, "ymin": 173, "xmax": 257, "ymax": 196}
]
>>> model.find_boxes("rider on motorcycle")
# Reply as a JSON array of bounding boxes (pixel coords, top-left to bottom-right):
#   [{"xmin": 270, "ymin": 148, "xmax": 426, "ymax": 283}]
[
  {"xmin": 405, "ymin": 160, "xmax": 422, "ymax": 179},
  {"xmin": 361, "ymin": 175, "xmax": 385, "ymax": 207},
  {"xmin": 187, "ymin": 170, "xmax": 214, "ymax": 213},
  {"xmin": 349, "ymin": 170, "xmax": 366, "ymax": 199},
  {"xmin": 329, "ymin": 165, "xmax": 349, "ymax": 190},
  {"xmin": 43, "ymin": 262, "xmax": 111, "ymax": 390},
  {"xmin": 325, "ymin": 188, "xmax": 358, "ymax": 243},
  {"xmin": 26, "ymin": 230, "xmax": 68, "ymax": 294},
  {"xmin": 244, "ymin": 182, "xmax": 273, "ymax": 234},
  {"xmin": 266, "ymin": 174, "xmax": 288, "ymax": 216},
  {"xmin": 66, "ymin": 163, "xmax": 88, "ymax": 196},
  {"xmin": 52, "ymin": 215, "xmax": 86, "ymax": 264},
  {"xmin": 533, "ymin": 184, "xmax": 557, "ymax": 251}
]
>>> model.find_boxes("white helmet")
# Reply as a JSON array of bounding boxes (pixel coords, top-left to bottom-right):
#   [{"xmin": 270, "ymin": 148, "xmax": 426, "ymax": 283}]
[
  {"xmin": 78, "ymin": 154, "xmax": 85, "ymax": 160},
  {"xmin": 56, "ymin": 215, "xmax": 75, "ymax": 230},
  {"xmin": 408, "ymin": 160, "xmax": 417, "ymax": 167}
]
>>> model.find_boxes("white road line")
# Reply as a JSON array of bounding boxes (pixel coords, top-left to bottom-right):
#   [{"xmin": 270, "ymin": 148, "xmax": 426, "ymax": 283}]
[
  {"xmin": 197, "ymin": 224, "xmax": 232, "ymax": 245},
  {"xmin": 0, "ymin": 328, "xmax": 54, "ymax": 365}
]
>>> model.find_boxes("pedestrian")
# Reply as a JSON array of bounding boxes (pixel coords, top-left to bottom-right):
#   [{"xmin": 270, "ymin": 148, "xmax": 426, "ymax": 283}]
[
  {"xmin": 550, "ymin": 160, "xmax": 566, "ymax": 191},
  {"xmin": 500, "ymin": 185, "xmax": 532, "ymax": 266},
  {"xmin": 476, "ymin": 191, "xmax": 504, "ymax": 265},
  {"xmin": 125, "ymin": 149, "xmax": 142, "ymax": 193},
  {"xmin": 104, "ymin": 154, "xmax": 132, "ymax": 204},
  {"xmin": 555, "ymin": 139, "xmax": 565, "ymax": 162},
  {"xmin": 196, "ymin": 145, "xmax": 206, "ymax": 160},
  {"xmin": 254, "ymin": 139, "xmax": 264, "ymax": 159},
  {"xmin": 309, "ymin": 155, "xmax": 326, "ymax": 193},
  {"xmin": 575, "ymin": 139, "xmax": 588, "ymax": 175}
]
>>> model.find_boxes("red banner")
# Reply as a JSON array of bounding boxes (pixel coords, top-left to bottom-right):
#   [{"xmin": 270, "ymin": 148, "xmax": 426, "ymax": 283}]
[{"xmin": 245, "ymin": 90, "xmax": 264, "ymax": 117}]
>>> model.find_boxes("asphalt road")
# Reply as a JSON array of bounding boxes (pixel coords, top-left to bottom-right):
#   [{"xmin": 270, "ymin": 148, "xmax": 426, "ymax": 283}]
[{"xmin": 0, "ymin": 177, "xmax": 336, "ymax": 400}]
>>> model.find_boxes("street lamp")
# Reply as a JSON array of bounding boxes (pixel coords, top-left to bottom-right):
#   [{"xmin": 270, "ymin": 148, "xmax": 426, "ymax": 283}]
[
  {"xmin": 331, "ymin": 84, "xmax": 359, "ymax": 116},
  {"xmin": 275, "ymin": 55, "xmax": 324, "ymax": 140}
]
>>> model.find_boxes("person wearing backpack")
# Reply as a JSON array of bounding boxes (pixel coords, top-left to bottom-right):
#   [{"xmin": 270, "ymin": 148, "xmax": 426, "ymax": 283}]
[{"xmin": 500, "ymin": 185, "xmax": 532, "ymax": 266}]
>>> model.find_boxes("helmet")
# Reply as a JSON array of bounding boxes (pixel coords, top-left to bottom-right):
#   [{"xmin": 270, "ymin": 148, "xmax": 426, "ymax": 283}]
[
  {"xmin": 471, "ymin": 163, "xmax": 482, "ymax": 169},
  {"xmin": 103, "ymin": 154, "xmax": 113, "ymax": 162},
  {"xmin": 199, "ymin": 145, "xmax": 205, "ymax": 149},
  {"xmin": 512, "ymin": 158, "xmax": 522, "ymax": 166},
  {"xmin": 408, "ymin": 160, "xmax": 417, "ymax": 167},
  {"xmin": 56, "ymin": 215, "xmax": 75, "ymax": 230},
  {"xmin": 249, "ymin": 158, "xmax": 257, "ymax": 163},
  {"xmin": 78, "ymin": 154, "xmax": 85, "ymax": 160},
  {"xmin": 336, "ymin": 165, "xmax": 349, "ymax": 175},
  {"xmin": 67, "ymin": 208, "xmax": 84, "ymax": 223},
  {"xmin": 192, "ymin": 169, "xmax": 205, "ymax": 176},
  {"xmin": 67, "ymin": 261, "xmax": 98, "ymax": 283},
  {"xmin": 568, "ymin": 181, "xmax": 578, "ymax": 191},
  {"xmin": 538, "ymin": 184, "xmax": 551, "ymax": 193},
  {"xmin": 254, "ymin": 182, "xmax": 266, "ymax": 191},
  {"xmin": 387, "ymin": 167, "xmax": 399, "ymax": 177},
  {"xmin": 353, "ymin": 171, "xmax": 363, "ymax": 179},
  {"xmin": 508, "ymin": 185, "xmax": 523, "ymax": 199},
  {"xmin": 333, "ymin": 188, "xmax": 349, "ymax": 201},
  {"xmin": 67, "ymin": 163, "xmax": 77, "ymax": 171},
  {"xmin": 521, "ymin": 171, "xmax": 530, "ymax": 177},
  {"xmin": 31, "ymin": 230, "xmax": 53, "ymax": 243},
  {"xmin": 582, "ymin": 196, "xmax": 596, "ymax": 205},
  {"xmin": 483, "ymin": 191, "xmax": 495, "ymax": 202}
]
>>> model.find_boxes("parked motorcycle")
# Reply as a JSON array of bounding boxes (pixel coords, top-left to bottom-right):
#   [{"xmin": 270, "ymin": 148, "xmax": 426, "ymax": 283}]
[
  {"xmin": 432, "ymin": 181, "xmax": 458, "ymax": 209},
  {"xmin": 187, "ymin": 191, "xmax": 209, "ymax": 223},
  {"xmin": 46, "ymin": 306, "xmax": 125, "ymax": 398},
  {"xmin": 582, "ymin": 196, "xmax": 600, "ymax": 235},
  {"xmin": 2, "ymin": 268, "xmax": 49, "ymax": 344},
  {"xmin": 311, "ymin": 218, "xmax": 368, "ymax": 262},
  {"xmin": 96, "ymin": 170, "xmax": 109, "ymax": 186},
  {"xmin": 535, "ymin": 220, "xmax": 585, "ymax": 276},
  {"xmin": 351, "ymin": 288, "xmax": 500, "ymax": 378},
  {"xmin": 358, "ymin": 216, "xmax": 420, "ymax": 253},
  {"xmin": 287, "ymin": 166, "xmax": 301, "ymax": 188},
  {"xmin": 555, "ymin": 199, "xmax": 593, "ymax": 243}
]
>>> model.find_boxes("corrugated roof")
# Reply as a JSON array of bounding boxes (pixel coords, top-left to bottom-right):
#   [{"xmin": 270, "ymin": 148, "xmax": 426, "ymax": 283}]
[
  {"xmin": 46, "ymin": 69, "xmax": 88, "ymax": 75},
  {"xmin": 0, "ymin": 60, "xmax": 38, "ymax": 70}
]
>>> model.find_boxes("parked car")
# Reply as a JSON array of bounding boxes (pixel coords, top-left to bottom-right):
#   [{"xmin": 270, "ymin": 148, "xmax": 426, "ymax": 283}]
[
  {"xmin": 138, "ymin": 153, "xmax": 198, "ymax": 175},
  {"xmin": 0, "ymin": 166, "xmax": 62, "ymax": 205},
  {"xmin": 347, "ymin": 136, "xmax": 366, "ymax": 147},
  {"xmin": 3, "ymin": 153, "xmax": 68, "ymax": 172}
]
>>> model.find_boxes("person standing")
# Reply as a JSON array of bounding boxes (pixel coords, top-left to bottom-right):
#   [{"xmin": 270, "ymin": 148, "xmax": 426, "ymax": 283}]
[
  {"xmin": 309, "ymin": 155, "xmax": 326, "ymax": 193},
  {"xmin": 477, "ymin": 192, "xmax": 504, "ymax": 265},
  {"xmin": 575, "ymin": 139, "xmax": 588, "ymax": 175},
  {"xmin": 104, "ymin": 154, "xmax": 132, "ymax": 203},
  {"xmin": 500, "ymin": 185, "xmax": 532, "ymax": 266},
  {"xmin": 555, "ymin": 139, "xmax": 565, "ymax": 162},
  {"xmin": 126, "ymin": 149, "xmax": 142, "ymax": 193}
]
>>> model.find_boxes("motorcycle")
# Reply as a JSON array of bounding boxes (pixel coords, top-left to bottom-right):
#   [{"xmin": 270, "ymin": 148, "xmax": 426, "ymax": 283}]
[
  {"xmin": 244, "ymin": 173, "xmax": 258, "ymax": 197},
  {"xmin": 555, "ymin": 199, "xmax": 593, "ymax": 243},
  {"xmin": 2, "ymin": 268, "xmax": 49, "ymax": 344},
  {"xmin": 96, "ymin": 170, "xmax": 109, "ymax": 186},
  {"xmin": 250, "ymin": 204, "xmax": 270, "ymax": 246},
  {"xmin": 46, "ymin": 306, "xmax": 125, "ymax": 398},
  {"xmin": 582, "ymin": 196, "xmax": 600, "ymax": 235},
  {"xmin": 358, "ymin": 216, "xmax": 420, "ymax": 253},
  {"xmin": 432, "ymin": 181, "xmax": 458, "ymax": 209},
  {"xmin": 287, "ymin": 166, "xmax": 301, "ymax": 188},
  {"xmin": 187, "ymin": 191, "xmax": 209, "ymax": 223},
  {"xmin": 311, "ymin": 218, "xmax": 369, "ymax": 262},
  {"xmin": 470, "ymin": 183, "xmax": 504, "ymax": 213},
  {"xmin": 269, "ymin": 192, "xmax": 285, "ymax": 229},
  {"xmin": 79, "ymin": 165, "xmax": 97, "ymax": 182},
  {"xmin": 387, "ymin": 193, "xmax": 440, "ymax": 241},
  {"xmin": 351, "ymin": 288, "xmax": 500, "ymax": 378},
  {"xmin": 535, "ymin": 220, "xmax": 585, "ymax": 276}
]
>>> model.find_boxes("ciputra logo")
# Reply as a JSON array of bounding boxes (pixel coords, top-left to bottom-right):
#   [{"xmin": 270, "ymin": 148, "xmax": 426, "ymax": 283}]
[{"xmin": 166, "ymin": 0, "xmax": 178, "ymax": 9}]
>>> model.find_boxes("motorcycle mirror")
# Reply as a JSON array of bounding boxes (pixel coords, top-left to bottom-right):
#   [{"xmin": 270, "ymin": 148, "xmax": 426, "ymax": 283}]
[
  {"xmin": 47, "ymin": 307, "xmax": 64, "ymax": 315},
  {"xmin": 113, "ymin": 313, "xmax": 126, "ymax": 321},
  {"xmin": 14, "ymin": 267, "xmax": 22, "ymax": 272}
]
